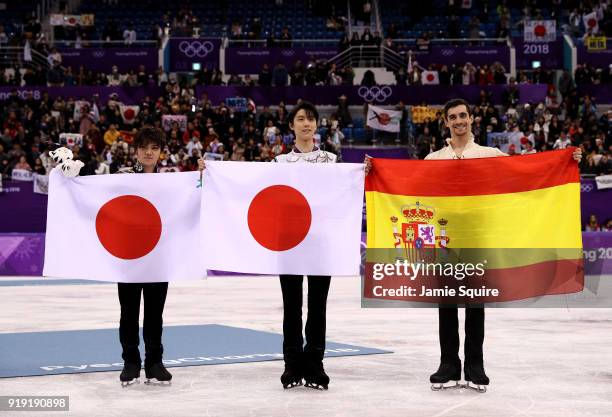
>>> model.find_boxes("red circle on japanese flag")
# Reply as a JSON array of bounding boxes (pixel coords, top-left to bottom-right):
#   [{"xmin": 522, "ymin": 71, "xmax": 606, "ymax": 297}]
[
  {"xmin": 247, "ymin": 185, "xmax": 312, "ymax": 251},
  {"xmin": 588, "ymin": 18, "xmax": 597, "ymax": 28},
  {"xmin": 123, "ymin": 108, "xmax": 135, "ymax": 120},
  {"xmin": 95, "ymin": 195, "xmax": 162, "ymax": 259},
  {"xmin": 534, "ymin": 24, "xmax": 546, "ymax": 37},
  {"xmin": 377, "ymin": 113, "xmax": 391, "ymax": 125},
  {"xmin": 426, "ymin": 73, "xmax": 435, "ymax": 82}
]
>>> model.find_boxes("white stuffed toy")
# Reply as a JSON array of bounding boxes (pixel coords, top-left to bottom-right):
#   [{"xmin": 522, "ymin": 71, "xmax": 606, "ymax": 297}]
[
  {"xmin": 58, "ymin": 159, "xmax": 84, "ymax": 177},
  {"xmin": 50, "ymin": 147, "xmax": 83, "ymax": 177},
  {"xmin": 49, "ymin": 147, "xmax": 74, "ymax": 164}
]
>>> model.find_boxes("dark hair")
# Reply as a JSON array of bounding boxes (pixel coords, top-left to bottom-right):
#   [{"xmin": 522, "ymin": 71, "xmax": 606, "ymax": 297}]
[
  {"xmin": 443, "ymin": 99, "xmax": 472, "ymax": 119},
  {"xmin": 134, "ymin": 126, "xmax": 165, "ymax": 149},
  {"xmin": 288, "ymin": 101, "xmax": 319, "ymax": 127}
]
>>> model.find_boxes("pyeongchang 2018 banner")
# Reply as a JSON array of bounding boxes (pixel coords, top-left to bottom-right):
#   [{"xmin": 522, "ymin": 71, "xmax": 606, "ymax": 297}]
[{"xmin": 364, "ymin": 149, "xmax": 584, "ymax": 305}]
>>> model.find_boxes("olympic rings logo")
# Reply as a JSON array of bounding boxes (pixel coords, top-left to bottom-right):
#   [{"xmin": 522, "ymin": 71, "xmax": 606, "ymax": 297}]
[
  {"xmin": 441, "ymin": 49, "xmax": 455, "ymax": 56},
  {"xmin": 581, "ymin": 183, "xmax": 593, "ymax": 193},
  {"xmin": 92, "ymin": 50, "xmax": 106, "ymax": 58},
  {"xmin": 358, "ymin": 86, "xmax": 393, "ymax": 103},
  {"xmin": 281, "ymin": 50, "xmax": 295, "ymax": 56},
  {"xmin": 178, "ymin": 41, "xmax": 215, "ymax": 58}
]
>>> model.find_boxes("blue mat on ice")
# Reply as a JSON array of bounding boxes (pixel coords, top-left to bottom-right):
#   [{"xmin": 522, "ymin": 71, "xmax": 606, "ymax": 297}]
[{"xmin": 0, "ymin": 324, "xmax": 391, "ymax": 378}]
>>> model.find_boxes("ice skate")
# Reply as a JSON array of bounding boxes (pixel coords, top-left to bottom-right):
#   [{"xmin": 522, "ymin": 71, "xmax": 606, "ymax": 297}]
[
  {"xmin": 464, "ymin": 364, "xmax": 489, "ymax": 393},
  {"xmin": 303, "ymin": 359, "xmax": 329, "ymax": 390},
  {"xmin": 119, "ymin": 363, "xmax": 141, "ymax": 387},
  {"xmin": 144, "ymin": 363, "xmax": 172, "ymax": 386},
  {"xmin": 430, "ymin": 362, "xmax": 461, "ymax": 391},
  {"xmin": 281, "ymin": 363, "xmax": 303, "ymax": 389}
]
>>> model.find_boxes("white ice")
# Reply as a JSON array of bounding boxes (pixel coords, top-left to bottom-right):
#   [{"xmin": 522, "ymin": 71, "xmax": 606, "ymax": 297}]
[{"xmin": 0, "ymin": 275, "xmax": 611, "ymax": 417}]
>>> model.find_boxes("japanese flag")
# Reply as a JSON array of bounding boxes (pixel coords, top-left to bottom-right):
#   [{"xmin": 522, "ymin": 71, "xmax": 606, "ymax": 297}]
[
  {"xmin": 366, "ymin": 104, "xmax": 402, "ymax": 132},
  {"xmin": 120, "ymin": 105, "xmax": 140, "ymax": 125},
  {"xmin": 201, "ymin": 162, "xmax": 365, "ymax": 276},
  {"xmin": 583, "ymin": 11, "xmax": 599, "ymax": 33},
  {"xmin": 421, "ymin": 70, "xmax": 439, "ymax": 85},
  {"xmin": 524, "ymin": 20, "xmax": 556, "ymax": 42},
  {"xmin": 59, "ymin": 133, "xmax": 83, "ymax": 148},
  {"xmin": 43, "ymin": 169, "xmax": 204, "ymax": 282}
]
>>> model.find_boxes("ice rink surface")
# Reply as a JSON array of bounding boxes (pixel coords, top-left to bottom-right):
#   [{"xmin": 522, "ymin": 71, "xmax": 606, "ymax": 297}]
[{"xmin": 0, "ymin": 275, "xmax": 611, "ymax": 417}]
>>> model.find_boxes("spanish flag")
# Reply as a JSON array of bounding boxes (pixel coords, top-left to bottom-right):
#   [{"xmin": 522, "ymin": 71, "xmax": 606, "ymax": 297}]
[{"xmin": 364, "ymin": 149, "xmax": 584, "ymax": 304}]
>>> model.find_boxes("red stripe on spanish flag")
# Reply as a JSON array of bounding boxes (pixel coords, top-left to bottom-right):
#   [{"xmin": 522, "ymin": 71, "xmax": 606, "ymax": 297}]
[{"xmin": 365, "ymin": 148, "xmax": 580, "ymax": 197}]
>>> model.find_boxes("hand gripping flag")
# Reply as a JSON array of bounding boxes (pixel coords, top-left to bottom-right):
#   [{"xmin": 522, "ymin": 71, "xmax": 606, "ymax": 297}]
[
  {"xmin": 43, "ymin": 169, "xmax": 204, "ymax": 282},
  {"xmin": 201, "ymin": 162, "xmax": 365, "ymax": 276},
  {"xmin": 364, "ymin": 149, "xmax": 584, "ymax": 304}
]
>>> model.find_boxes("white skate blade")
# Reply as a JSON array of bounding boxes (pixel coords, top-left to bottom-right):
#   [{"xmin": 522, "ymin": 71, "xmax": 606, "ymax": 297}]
[
  {"xmin": 431, "ymin": 381, "xmax": 462, "ymax": 391},
  {"xmin": 283, "ymin": 380, "xmax": 303, "ymax": 390},
  {"xmin": 304, "ymin": 381, "xmax": 328, "ymax": 390},
  {"xmin": 120, "ymin": 378, "xmax": 139, "ymax": 388},
  {"xmin": 144, "ymin": 379, "xmax": 172, "ymax": 386},
  {"xmin": 464, "ymin": 382, "xmax": 487, "ymax": 393}
]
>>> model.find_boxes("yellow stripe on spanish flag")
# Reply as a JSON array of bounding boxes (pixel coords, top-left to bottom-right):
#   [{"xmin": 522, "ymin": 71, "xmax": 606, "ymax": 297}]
[
  {"xmin": 364, "ymin": 149, "xmax": 584, "ymax": 303},
  {"xmin": 366, "ymin": 183, "xmax": 582, "ymax": 249}
]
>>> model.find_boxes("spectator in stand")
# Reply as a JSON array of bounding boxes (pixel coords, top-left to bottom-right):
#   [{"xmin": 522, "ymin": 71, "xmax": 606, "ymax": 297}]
[
  {"xmin": 107, "ymin": 66, "xmax": 124, "ymax": 86},
  {"xmin": 47, "ymin": 61, "xmax": 65, "ymax": 87},
  {"xmin": 278, "ymin": 27, "xmax": 293, "ymax": 47},
  {"xmin": 361, "ymin": 69, "xmax": 377, "ymax": 87},
  {"xmin": 585, "ymin": 214, "xmax": 601, "ymax": 231},
  {"xmin": 416, "ymin": 32, "xmax": 431, "ymax": 52},
  {"xmin": 359, "ymin": 27, "xmax": 372, "ymax": 45},
  {"xmin": 104, "ymin": 124, "xmax": 121, "ymax": 146},
  {"xmin": 553, "ymin": 131, "xmax": 573, "ymax": 150},
  {"xmin": 14, "ymin": 155, "xmax": 32, "ymax": 171},
  {"xmin": 182, "ymin": 121, "xmax": 201, "ymax": 144},
  {"xmin": 521, "ymin": 140, "xmax": 537, "ymax": 155},
  {"xmin": 47, "ymin": 48, "xmax": 62, "ymax": 67},
  {"xmin": 123, "ymin": 24, "xmax": 137, "ymax": 45},
  {"xmin": 272, "ymin": 63, "xmax": 289, "ymax": 87},
  {"xmin": 290, "ymin": 61, "xmax": 306, "ymax": 86},
  {"xmin": 258, "ymin": 64, "xmax": 272, "ymax": 86},
  {"xmin": 33, "ymin": 157, "xmax": 46, "ymax": 175},
  {"xmin": 339, "ymin": 33, "xmax": 350, "ymax": 52}
]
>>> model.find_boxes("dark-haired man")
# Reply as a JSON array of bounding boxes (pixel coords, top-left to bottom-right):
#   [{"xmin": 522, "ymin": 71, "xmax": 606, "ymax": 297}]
[
  {"xmin": 274, "ymin": 101, "xmax": 336, "ymax": 390},
  {"xmin": 365, "ymin": 99, "xmax": 582, "ymax": 392},
  {"xmin": 426, "ymin": 99, "xmax": 582, "ymax": 392}
]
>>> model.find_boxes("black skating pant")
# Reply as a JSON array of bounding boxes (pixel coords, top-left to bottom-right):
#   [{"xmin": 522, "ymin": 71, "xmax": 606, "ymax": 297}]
[
  {"xmin": 118, "ymin": 282, "xmax": 168, "ymax": 368},
  {"xmin": 279, "ymin": 275, "xmax": 331, "ymax": 364},
  {"xmin": 438, "ymin": 305, "xmax": 484, "ymax": 366}
]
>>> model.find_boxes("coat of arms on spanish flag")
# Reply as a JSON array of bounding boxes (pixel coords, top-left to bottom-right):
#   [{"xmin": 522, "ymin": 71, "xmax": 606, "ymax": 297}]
[{"xmin": 364, "ymin": 148, "xmax": 584, "ymax": 304}]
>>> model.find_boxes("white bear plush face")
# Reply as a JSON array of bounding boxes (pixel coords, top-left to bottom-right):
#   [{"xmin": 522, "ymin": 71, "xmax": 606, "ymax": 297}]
[
  {"xmin": 49, "ymin": 147, "xmax": 74, "ymax": 164},
  {"xmin": 59, "ymin": 159, "xmax": 84, "ymax": 177}
]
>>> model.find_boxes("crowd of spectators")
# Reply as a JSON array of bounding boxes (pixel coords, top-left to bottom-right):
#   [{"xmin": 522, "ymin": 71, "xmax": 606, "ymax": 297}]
[
  {"xmin": 0, "ymin": 82, "xmax": 352, "ymax": 181},
  {"xmin": 1, "ymin": 56, "xmax": 609, "ymax": 89},
  {"xmin": 411, "ymin": 79, "xmax": 611, "ymax": 177}
]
